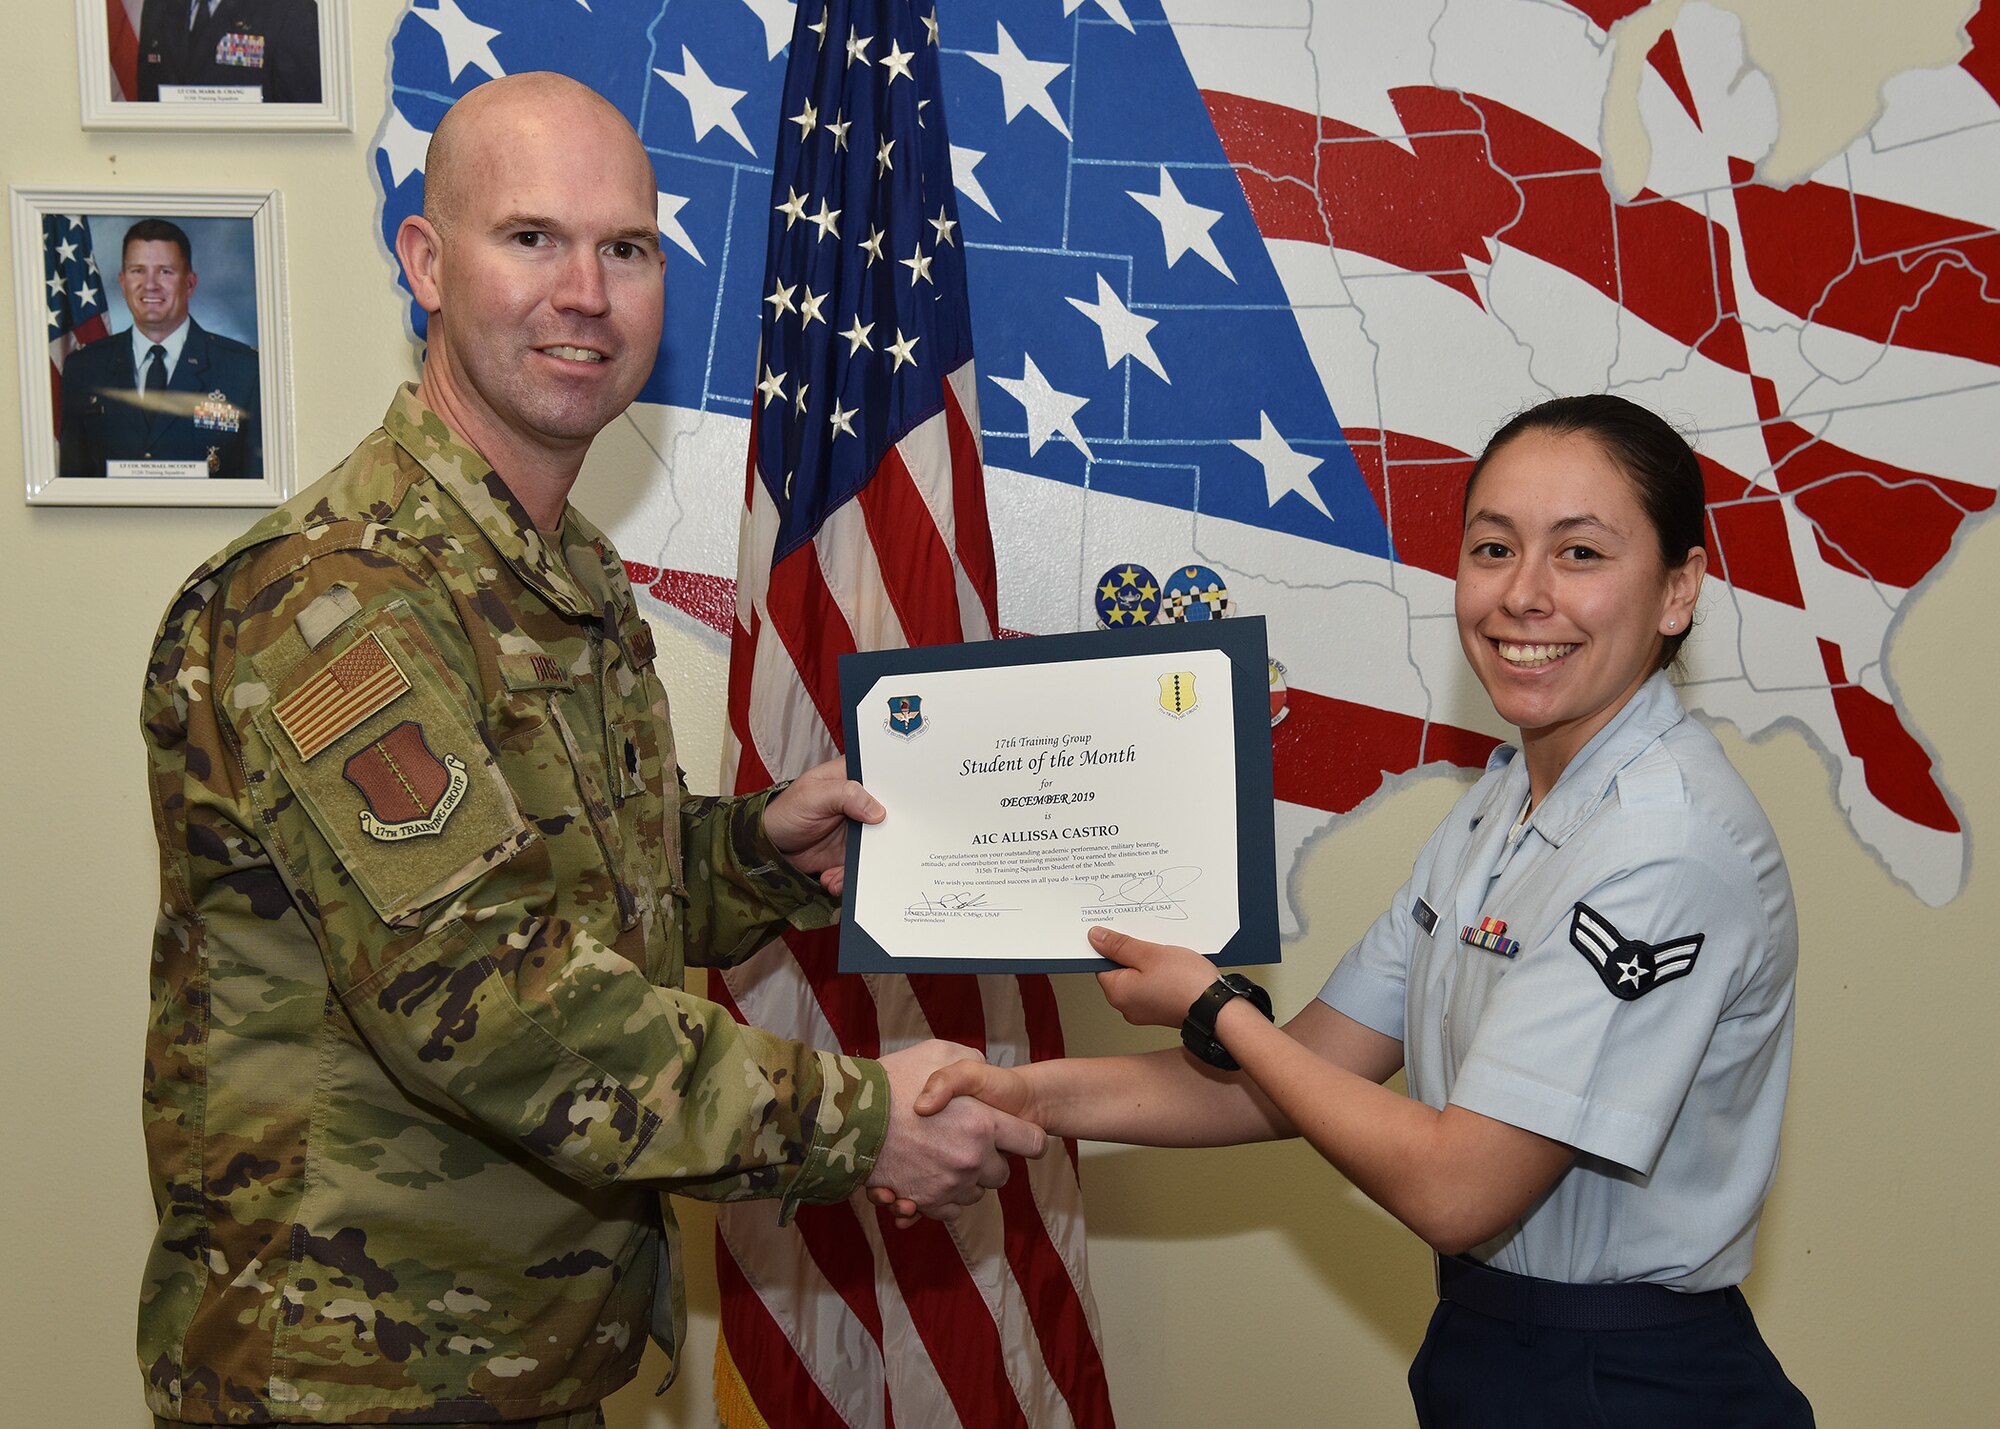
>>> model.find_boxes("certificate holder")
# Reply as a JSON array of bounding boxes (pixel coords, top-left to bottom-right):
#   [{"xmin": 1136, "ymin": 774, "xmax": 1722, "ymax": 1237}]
[{"xmin": 837, "ymin": 617, "xmax": 1279, "ymax": 974}]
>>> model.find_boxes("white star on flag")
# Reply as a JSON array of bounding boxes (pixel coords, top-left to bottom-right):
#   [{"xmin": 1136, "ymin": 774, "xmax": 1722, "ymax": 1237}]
[
  {"xmin": 739, "ymin": 0, "xmax": 796, "ymax": 61},
  {"xmin": 1129, "ymin": 165, "xmax": 1235, "ymax": 280},
  {"xmin": 378, "ymin": 108, "xmax": 431, "ymax": 186},
  {"xmin": 1063, "ymin": 0, "xmax": 1134, "ymax": 31},
  {"xmin": 880, "ymin": 39, "xmax": 916, "ymax": 83},
  {"xmin": 55, "ymin": 238, "xmax": 77, "ymax": 264},
  {"xmin": 950, "ymin": 144, "xmax": 1000, "ymax": 220},
  {"xmin": 412, "ymin": 0, "xmax": 505, "ymax": 82},
  {"xmin": 967, "ymin": 23, "xmax": 1072, "ymax": 139},
  {"xmin": 1068, "ymin": 272, "xmax": 1167, "ymax": 380},
  {"xmin": 655, "ymin": 192, "xmax": 703, "ymax": 263},
  {"xmin": 655, "ymin": 47, "xmax": 757, "ymax": 156},
  {"xmin": 1232, "ymin": 411, "xmax": 1331, "ymax": 521},
  {"xmin": 993, "ymin": 353, "xmax": 1093, "ymax": 458},
  {"xmin": 76, "ymin": 282, "xmax": 99, "ymax": 308}
]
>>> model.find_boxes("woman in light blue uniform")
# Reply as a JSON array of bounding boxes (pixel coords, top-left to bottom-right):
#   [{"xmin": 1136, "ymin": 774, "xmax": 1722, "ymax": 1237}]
[{"xmin": 906, "ymin": 396, "xmax": 1814, "ymax": 1425}]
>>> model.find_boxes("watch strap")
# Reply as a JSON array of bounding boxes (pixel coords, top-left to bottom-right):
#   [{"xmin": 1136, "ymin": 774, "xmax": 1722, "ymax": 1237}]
[{"xmin": 1180, "ymin": 973, "xmax": 1273, "ymax": 1070}]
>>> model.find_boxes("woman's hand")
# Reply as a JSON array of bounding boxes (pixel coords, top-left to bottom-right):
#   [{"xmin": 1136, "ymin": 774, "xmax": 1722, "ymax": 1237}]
[{"xmin": 1089, "ymin": 926, "xmax": 1219, "ymax": 1030}]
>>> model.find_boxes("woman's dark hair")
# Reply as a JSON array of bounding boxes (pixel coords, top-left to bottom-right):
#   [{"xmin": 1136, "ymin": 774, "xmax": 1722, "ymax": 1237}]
[{"xmin": 1465, "ymin": 394, "xmax": 1707, "ymax": 668}]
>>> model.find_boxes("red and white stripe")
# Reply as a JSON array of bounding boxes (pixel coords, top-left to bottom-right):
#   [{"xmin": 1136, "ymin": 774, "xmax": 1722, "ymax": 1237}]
[{"xmin": 716, "ymin": 360, "xmax": 1115, "ymax": 1427}]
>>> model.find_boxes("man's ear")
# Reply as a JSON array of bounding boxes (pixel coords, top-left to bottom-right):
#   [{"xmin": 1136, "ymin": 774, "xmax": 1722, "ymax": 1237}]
[{"xmin": 396, "ymin": 215, "xmax": 445, "ymax": 315}]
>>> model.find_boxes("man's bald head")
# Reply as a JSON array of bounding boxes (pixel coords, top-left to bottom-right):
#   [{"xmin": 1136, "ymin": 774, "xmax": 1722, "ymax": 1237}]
[{"xmin": 422, "ymin": 73, "xmax": 654, "ymax": 233}]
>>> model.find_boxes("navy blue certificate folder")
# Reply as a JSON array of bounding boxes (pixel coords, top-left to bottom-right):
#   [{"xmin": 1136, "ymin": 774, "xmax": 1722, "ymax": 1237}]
[{"xmin": 836, "ymin": 616, "xmax": 1279, "ymax": 974}]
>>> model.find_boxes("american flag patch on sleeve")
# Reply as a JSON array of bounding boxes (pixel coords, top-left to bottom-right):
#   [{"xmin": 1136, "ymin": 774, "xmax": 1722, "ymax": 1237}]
[{"xmin": 273, "ymin": 630, "xmax": 411, "ymax": 761}]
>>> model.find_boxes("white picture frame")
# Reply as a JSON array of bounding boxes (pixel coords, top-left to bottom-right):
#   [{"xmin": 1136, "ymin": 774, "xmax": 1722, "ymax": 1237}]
[
  {"xmin": 14, "ymin": 186, "xmax": 296, "ymax": 507},
  {"xmin": 75, "ymin": 0, "xmax": 352, "ymax": 132}
]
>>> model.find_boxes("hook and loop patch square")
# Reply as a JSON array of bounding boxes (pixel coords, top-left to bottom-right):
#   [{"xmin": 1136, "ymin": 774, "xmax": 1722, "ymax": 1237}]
[{"xmin": 255, "ymin": 610, "xmax": 536, "ymax": 928}]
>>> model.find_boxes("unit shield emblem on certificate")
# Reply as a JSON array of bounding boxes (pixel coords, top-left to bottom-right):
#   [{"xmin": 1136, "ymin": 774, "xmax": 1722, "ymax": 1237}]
[
  {"xmin": 1158, "ymin": 671, "xmax": 1198, "ymax": 718},
  {"xmin": 886, "ymin": 694, "xmax": 926, "ymax": 738}
]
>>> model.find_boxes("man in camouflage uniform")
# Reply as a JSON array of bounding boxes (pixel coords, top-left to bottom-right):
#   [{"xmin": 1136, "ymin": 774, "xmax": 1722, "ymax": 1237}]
[{"xmin": 139, "ymin": 73, "xmax": 1040, "ymax": 1426}]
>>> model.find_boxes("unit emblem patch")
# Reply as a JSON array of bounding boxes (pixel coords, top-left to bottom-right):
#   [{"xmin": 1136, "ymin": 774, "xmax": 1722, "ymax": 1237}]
[
  {"xmin": 1157, "ymin": 671, "xmax": 1197, "ymax": 718},
  {"xmin": 344, "ymin": 721, "xmax": 468, "ymax": 841},
  {"xmin": 1094, "ymin": 563, "xmax": 1160, "ymax": 628}
]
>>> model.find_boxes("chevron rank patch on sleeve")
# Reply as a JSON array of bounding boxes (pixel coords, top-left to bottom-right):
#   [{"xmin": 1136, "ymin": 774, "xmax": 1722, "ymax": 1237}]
[{"xmin": 1569, "ymin": 900, "xmax": 1705, "ymax": 1001}]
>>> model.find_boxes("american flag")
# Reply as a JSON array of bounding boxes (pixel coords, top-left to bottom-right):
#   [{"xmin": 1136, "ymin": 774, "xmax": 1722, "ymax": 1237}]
[
  {"xmin": 44, "ymin": 214, "xmax": 111, "ymax": 436},
  {"xmin": 106, "ymin": 0, "xmax": 143, "ymax": 101},
  {"xmin": 714, "ymin": 3, "xmax": 1113, "ymax": 1425}
]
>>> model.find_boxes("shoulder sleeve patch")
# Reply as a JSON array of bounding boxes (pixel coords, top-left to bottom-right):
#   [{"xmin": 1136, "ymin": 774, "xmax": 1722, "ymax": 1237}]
[
  {"xmin": 255, "ymin": 610, "xmax": 536, "ymax": 927},
  {"xmin": 1569, "ymin": 900, "xmax": 1705, "ymax": 1000},
  {"xmin": 271, "ymin": 628, "xmax": 408, "ymax": 760}
]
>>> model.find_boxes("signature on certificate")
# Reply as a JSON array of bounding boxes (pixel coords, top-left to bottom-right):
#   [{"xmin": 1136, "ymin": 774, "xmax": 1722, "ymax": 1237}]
[
  {"xmin": 905, "ymin": 890, "xmax": 1017, "ymax": 916},
  {"xmin": 1079, "ymin": 866, "xmax": 1203, "ymax": 921}
]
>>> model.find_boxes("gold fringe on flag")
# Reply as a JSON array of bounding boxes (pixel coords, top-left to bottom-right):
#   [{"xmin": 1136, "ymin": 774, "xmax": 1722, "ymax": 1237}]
[{"xmin": 713, "ymin": 1326, "xmax": 772, "ymax": 1429}]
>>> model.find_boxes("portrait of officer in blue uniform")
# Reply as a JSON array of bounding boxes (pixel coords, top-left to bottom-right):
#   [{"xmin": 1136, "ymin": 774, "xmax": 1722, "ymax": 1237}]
[
  {"xmin": 134, "ymin": 0, "xmax": 321, "ymax": 105},
  {"xmin": 58, "ymin": 218, "xmax": 261, "ymax": 480}
]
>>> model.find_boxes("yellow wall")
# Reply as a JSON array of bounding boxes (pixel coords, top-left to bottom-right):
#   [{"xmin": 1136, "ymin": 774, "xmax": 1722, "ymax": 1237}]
[{"xmin": 2, "ymin": 3, "xmax": 1993, "ymax": 1424}]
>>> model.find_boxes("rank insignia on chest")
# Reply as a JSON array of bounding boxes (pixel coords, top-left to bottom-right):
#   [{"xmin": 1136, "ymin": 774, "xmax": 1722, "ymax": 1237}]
[
  {"xmin": 216, "ymin": 32, "xmax": 266, "ymax": 67},
  {"xmin": 1461, "ymin": 916, "xmax": 1520, "ymax": 959},
  {"xmin": 193, "ymin": 392, "xmax": 242, "ymax": 432},
  {"xmin": 1569, "ymin": 901, "xmax": 1704, "ymax": 1000},
  {"xmin": 344, "ymin": 721, "xmax": 468, "ymax": 841}
]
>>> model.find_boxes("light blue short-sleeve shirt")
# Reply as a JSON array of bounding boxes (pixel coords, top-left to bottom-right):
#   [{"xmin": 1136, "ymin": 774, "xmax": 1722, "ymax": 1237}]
[{"xmin": 1319, "ymin": 673, "xmax": 1797, "ymax": 1292}]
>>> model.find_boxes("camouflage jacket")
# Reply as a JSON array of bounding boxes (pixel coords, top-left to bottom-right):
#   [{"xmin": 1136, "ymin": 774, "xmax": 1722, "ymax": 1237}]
[{"xmin": 139, "ymin": 386, "xmax": 889, "ymax": 1423}]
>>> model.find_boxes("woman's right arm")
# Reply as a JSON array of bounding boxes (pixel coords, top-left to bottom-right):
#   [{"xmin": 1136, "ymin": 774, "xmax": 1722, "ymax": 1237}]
[{"xmin": 914, "ymin": 998, "xmax": 1404, "ymax": 1147}]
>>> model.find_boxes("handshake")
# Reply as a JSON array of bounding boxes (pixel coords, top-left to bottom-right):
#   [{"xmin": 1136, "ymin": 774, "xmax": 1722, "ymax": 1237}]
[{"xmin": 865, "ymin": 1040, "xmax": 1042, "ymax": 1226}]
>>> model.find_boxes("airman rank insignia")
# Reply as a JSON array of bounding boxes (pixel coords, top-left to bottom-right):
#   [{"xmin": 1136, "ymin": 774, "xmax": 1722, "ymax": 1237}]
[
  {"xmin": 1160, "ymin": 564, "xmax": 1230, "ymax": 621},
  {"xmin": 887, "ymin": 694, "xmax": 926, "ymax": 738},
  {"xmin": 1094, "ymin": 563, "xmax": 1160, "ymax": 627},
  {"xmin": 1569, "ymin": 901, "xmax": 1704, "ymax": 999},
  {"xmin": 1461, "ymin": 915, "xmax": 1520, "ymax": 959},
  {"xmin": 272, "ymin": 631, "xmax": 410, "ymax": 761},
  {"xmin": 193, "ymin": 392, "xmax": 242, "ymax": 431},
  {"xmin": 344, "ymin": 722, "xmax": 468, "ymax": 841},
  {"xmin": 217, "ymin": 32, "xmax": 267, "ymax": 67},
  {"xmin": 1157, "ymin": 671, "xmax": 1197, "ymax": 718}
]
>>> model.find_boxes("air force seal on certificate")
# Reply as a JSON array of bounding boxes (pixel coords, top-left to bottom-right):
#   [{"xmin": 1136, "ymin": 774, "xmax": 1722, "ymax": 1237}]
[
  {"xmin": 886, "ymin": 694, "xmax": 927, "ymax": 738},
  {"xmin": 1157, "ymin": 671, "xmax": 1198, "ymax": 718}
]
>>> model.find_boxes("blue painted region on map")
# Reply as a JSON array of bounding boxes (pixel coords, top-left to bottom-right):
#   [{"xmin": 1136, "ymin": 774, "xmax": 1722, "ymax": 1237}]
[{"xmin": 377, "ymin": 0, "xmax": 1394, "ymax": 562}]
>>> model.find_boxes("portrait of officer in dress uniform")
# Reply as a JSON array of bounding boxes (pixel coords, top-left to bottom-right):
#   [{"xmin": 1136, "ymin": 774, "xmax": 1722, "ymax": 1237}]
[
  {"xmin": 58, "ymin": 218, "xmax": 262, "ymax": 480},
  {"xmin": 135, "ymin": 0, "xmax": 322, "ymax": 105}
]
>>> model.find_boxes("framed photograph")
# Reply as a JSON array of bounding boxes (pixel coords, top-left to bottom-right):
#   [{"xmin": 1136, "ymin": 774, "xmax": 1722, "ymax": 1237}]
[
  {"xmin": 76, "ymin": 0, "xmax": 351, "ymax": 132},
  {"xmin": 12, "ymin": 187, "xmax": 295, "ymax": 507}
]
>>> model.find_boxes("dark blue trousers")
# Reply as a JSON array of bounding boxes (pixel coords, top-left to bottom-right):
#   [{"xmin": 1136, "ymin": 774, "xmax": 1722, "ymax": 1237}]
[{"xmin": 1409, "ymin": 1287, "xmax": 1815, "ymax": 1428}]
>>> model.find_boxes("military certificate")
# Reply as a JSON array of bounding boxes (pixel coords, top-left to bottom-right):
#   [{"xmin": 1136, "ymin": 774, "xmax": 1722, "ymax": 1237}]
[{"xmin": 838, "ymin": 618, "xmax": 1278, "ymax": 974}]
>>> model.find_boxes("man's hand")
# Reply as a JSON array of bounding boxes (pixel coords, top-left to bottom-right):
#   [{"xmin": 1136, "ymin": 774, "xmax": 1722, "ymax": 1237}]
[
  {"xmin": 1089, "ymin": 925, "xmax": 1218, "ymax": 1030},
  {"xmin": 868, "ymin": 1041, "xmax": 1045, "ymax": 1224},
  {"xmin": 764, "ymin": 757, "xmax": 883, "ymax": 896}
]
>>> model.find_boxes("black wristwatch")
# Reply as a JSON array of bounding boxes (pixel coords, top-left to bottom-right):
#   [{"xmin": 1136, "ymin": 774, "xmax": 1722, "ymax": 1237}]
[{"xmin": 1180, "ymin": 973, "xmax": 1274, "ymax": 1070}]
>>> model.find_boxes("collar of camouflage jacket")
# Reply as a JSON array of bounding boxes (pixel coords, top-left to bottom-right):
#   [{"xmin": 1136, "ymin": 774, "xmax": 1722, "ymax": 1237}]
[{"xmin": 382, "ymin": 383, "xmax": 598, "ymax": 620}]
